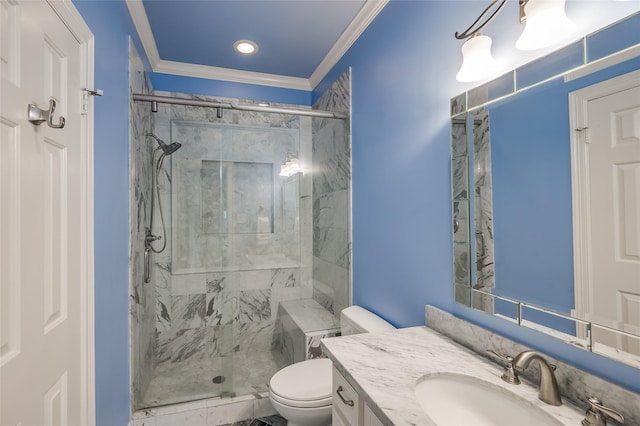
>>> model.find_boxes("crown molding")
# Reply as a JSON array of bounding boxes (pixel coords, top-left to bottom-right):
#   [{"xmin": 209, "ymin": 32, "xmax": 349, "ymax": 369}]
[
  {"xmin": 309, "ymin": 0, "xmax": 388, "ymax": 89},
  {"xmin": 125, "ymin": 0, "xmax": 387, "ymax": 91},
  {"xmin": 154, "ymin": 60, "xmax": 312, "ymax": 90},
  {"xmin": 126, "ymin": 0, "xmax": 161, "ymax": 68}
]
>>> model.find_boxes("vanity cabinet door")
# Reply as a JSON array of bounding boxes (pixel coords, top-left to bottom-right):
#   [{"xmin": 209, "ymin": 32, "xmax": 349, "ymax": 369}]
[
  {"xmin": 332, "ymin": 366, "xmax": 362, "ymax": 426},
  {"xmin": 364, "ymin": 404, "xmax": 384, "ymax": 426},
  {"xmin": 332, "ymin": 408, "xmax": 349, "ymax": 426}
]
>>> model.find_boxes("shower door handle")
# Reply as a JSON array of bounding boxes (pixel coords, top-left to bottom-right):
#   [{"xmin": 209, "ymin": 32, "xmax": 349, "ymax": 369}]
[{"xmin": 144, "ymin": 247, "xmax": 151, "ymax": 283}]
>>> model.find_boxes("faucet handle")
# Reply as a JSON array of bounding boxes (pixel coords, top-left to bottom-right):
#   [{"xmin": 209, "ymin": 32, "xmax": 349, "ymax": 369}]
[
  {"xmin": 486, "ymin": 350, "xmax": 520, "ymax": 385},
  {"xmin": 582, "ymin": 397, "xmax": 624, "ymax": 426},
  {"xmin": 486, "ymin": 349, "xmax": 512, "ymax": 362}
]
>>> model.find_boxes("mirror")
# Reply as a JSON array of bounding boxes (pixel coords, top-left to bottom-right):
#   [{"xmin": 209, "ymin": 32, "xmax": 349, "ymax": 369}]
[{"xmin": 451, "ymin": 11, "xmax": 640, "ymax": 368}]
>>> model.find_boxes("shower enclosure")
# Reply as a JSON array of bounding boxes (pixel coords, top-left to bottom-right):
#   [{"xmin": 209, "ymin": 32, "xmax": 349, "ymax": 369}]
[{"xmin": 129, "ymin": 70, "xmax": 352, "ymax": 412}]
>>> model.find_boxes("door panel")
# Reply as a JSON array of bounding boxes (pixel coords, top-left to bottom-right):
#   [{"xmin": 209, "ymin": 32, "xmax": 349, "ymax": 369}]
[
  {"xmin": 588, "ymin": 83, "xmax": 640, "ymax": 353},
  {"xmin": 1, "ymin": 1, "xmax": 93, "ymax": 425}
]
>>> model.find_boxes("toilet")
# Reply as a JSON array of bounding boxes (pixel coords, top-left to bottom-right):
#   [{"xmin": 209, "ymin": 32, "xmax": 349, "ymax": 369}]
[{"xmin": 268, "ymin": 305, "xmax": 396, "ymax": 426}]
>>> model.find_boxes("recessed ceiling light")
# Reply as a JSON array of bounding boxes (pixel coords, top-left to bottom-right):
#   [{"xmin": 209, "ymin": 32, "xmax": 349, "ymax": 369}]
[{"xmin": 234, "ymin": 40, "xmax": 258, "ymax": 55}]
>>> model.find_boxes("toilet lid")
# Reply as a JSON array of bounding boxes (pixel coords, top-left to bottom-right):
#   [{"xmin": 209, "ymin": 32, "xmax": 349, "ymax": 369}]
[{"xmin": 269, "ymin": 358, "xmax": 333, "ymax": 401}]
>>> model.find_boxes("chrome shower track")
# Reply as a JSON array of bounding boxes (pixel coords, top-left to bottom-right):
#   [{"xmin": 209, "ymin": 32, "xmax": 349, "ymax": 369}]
[{"xmin": 132, "ymin": 93, "xmax": 348, "ymax": 119}]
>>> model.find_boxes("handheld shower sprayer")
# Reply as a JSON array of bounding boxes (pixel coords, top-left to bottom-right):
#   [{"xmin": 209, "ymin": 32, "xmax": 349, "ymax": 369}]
[
  {"xmin": 147, "ymin": 132, "xmax": 182, "ymax": 156},
  {"xmin": 144, "ymin": 133, "xmax": 183, "ymax": 283}
]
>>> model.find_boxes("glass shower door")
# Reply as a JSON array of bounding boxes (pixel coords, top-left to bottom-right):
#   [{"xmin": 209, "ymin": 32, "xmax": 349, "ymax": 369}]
[{"xmin": 169, "ymin": 117, "xmax": 302, "ymax": 400}]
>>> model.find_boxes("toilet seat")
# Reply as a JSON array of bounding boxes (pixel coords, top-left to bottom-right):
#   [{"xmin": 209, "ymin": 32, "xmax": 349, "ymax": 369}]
[
  {"xmin": 269, "ymin": 358, "xmax": 333, "ymax": 408},
  {"xmin": 269, "ymin": 389, "xmax": 332, "ymax": 408}
]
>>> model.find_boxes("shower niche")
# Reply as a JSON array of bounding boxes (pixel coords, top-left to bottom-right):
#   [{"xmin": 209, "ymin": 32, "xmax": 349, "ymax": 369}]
[{"xmin": 171, "ymin": 120, "xmax": 302, "ymax": 274}]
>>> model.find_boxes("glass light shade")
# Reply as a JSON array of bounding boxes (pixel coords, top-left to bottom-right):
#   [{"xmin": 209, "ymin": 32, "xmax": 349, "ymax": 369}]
[
  {"xmin": 516, "ymin": 0, "xmax": 576, "ymax": 51},
  {"xmin": 456, "ymin": 34, "xmax": 499, "ymax": 83}
]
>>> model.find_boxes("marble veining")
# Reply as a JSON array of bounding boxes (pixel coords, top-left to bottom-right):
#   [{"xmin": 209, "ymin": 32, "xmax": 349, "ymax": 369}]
[
  {"xmin": 238, "ymin": 290, "xmax": 271, "ymax": 323},
  {"xmin": 450, "ymin": 93, "xmax": 466, "ymax": 116},
  {"xmin": 451, "ymin": 114, "xmax": 470, "ymax": 305},
  {"xmin": 274, "ymin": 299, "xmax": 339, "ymax": 364},
  {"xmin": 310, "ymin": 68, "xmax": 352, "ymax": 315},
  {"xmin": 322, "ymin": 326, "xmax": 585, "ymax": 426},
  {"xmin": 129, "ymin": 37, "xmax": 156, "ymax": 407},
  {"xmin": 472, "ymin": 108, "xmax": 496, "ymax": 305},
  {"xmin": 313, "ymin": 68, "xmax": 351, "ymax": 120},
  {"xmin": 205, "ymin": 290, "xmax": 237, "ymax": 327},
  {"xmin": 134, "ymin": 69, "xmax": 351, "ymax": 411},
  {"xmin": 149, "ymin": 92, "xmax": 315, "ymax": 391},
  {"xmin": 171, "ymin": 295, "xmax": 206, "ymax": 331},
  {"xmin": 425, "ymin": 306, "xmax": 640, "ymax": 425}
]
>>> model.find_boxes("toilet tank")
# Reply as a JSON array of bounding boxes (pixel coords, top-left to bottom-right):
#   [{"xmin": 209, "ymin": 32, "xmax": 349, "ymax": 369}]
[{"xmin": 340, "ymin": 305, "xmax": 396, "ymax": 336}]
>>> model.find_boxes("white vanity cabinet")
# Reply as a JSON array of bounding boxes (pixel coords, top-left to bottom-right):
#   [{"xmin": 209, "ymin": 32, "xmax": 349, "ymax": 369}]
[
  {"xmin": 332, "ymin": 366, "xmax": 385, "ymax": 426},
  {"xmin": 363, "ymin": 404, "xmax": 384, "ymax": 426}
]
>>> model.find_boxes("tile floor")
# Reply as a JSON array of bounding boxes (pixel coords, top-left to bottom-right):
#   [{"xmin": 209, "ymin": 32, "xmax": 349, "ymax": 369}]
[
  {"xmin": 221, "ymin": 414, "xmax": 286, "ymax": 426},
  {"xmin": 141, "ymin": 349, "xmax": 288, "ymax": 409}
]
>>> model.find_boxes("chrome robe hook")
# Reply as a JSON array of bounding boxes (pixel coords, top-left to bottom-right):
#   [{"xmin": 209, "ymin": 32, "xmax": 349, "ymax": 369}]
[{"xmin": 27, "ymin": 98, "xmax": 66, "ymax": 129}]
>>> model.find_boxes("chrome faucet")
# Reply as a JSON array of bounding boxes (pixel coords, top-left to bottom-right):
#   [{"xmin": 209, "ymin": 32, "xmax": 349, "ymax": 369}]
[{"xmin": 512, "ymin": 350, "xmax": 562, "ymax": 406}]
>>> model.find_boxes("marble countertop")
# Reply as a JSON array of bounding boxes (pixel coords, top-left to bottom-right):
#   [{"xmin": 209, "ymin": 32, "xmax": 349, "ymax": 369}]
[{"xmin": 321, "ymin": 326, "xmax": 585, "ymax": 426}]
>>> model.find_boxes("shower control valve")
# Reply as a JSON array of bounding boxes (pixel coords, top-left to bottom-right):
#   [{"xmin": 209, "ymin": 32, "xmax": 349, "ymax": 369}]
[{"xmin": 145, "ymin": 229, "xmax": 162, "ymax": 246}]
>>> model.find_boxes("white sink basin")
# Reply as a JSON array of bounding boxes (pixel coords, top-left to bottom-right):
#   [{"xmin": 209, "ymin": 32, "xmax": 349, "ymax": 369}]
[{"xmin": 415, "ymin": 373, "xmax": 562, "ymax": 426}]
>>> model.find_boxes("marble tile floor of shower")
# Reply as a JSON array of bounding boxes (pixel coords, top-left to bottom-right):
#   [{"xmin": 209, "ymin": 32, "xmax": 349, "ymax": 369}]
[{"xmin": 141, "ymin": 349, "xmax": 289, "ymax": 409}]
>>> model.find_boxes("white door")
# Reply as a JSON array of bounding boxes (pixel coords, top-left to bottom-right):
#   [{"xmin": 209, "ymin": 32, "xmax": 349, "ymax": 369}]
[
  {"xmin": 1, "ymin": 1, "xmax": 94, "ymax": 425},
  {"xmin": 570, "ymin": 69, "xmax": 640, "ymax": 355}
]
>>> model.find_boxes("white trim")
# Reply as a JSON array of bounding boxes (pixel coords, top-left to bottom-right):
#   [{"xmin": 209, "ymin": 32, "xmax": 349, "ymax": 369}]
[
  {"xmin": 125, "ymin": 0, "xmax": 161, "ymax": 69},
  {"xmin": 125, "ymin": 0, "xmax": 387, "ymax": 91},
  {"xmin": 309, "ymin": 0, "xmax": 388, "ymax": 89},
  {"xmin": 153, "ymin": 59, "xmax": 312, "ymax": 91},
  {"xmin": 569, "ymin": 69, "xmax": 640, "ymax": 339},
  {"xmin": 564, "ymin": 44, "xmax": 640, "ymax": 82},
  {"xmin": 568, "ymin": 89, "xmax": 593, "ymax": 336},
  {"xmin": 46, "ymin": 1, "xmax": 95, "ymax": 425},
  {"xmin": 47, "ymin": 0, "xmax": 93, "ymax": 42}
]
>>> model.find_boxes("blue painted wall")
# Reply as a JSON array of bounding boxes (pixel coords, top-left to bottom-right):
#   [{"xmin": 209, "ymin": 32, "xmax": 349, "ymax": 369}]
[
  {"xmin": 489, "ymin": 55, "xmax": 640, "ymax": 335},
  {"xmin": 73, "ymin": 1, "xmax": 640, "ymax": 424},
  {"xmin": 313, "ymin": 0, "xmax": 640, "ymax": 393},
  {"xmin": 71, "ymin": 2, "xmax": 145, "ymax": 425},
  {"xmin": 490, "ymin": 78, "xmax": 574, "ymax": 315}
]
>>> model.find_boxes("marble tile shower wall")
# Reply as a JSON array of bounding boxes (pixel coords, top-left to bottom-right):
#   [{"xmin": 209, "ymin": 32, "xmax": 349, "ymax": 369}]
[
  {"xmin": 310, "ymin": 69, "xmax": 352, "ymax": 315},
  {"xmin": 148, "ymin": 92, "xmax": 315, "ymax": 371},
  {"xmin": 128, "ymin": 38, "xmax": 156, "ymax": 406}
]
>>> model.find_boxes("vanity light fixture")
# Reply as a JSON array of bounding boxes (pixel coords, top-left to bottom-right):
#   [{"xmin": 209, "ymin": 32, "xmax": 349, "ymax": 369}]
[
  {"xmin": 515, "ymin": 0, "xmax": 575, "ymax": 51},
  {"xmin": 455, "ymin": 0, "xmax": 576, "ymax": 82},
  {"xmin": 454, "ymin": 0, "xmax": 506, "ymax": 83},
  {"xmin": 456, "ymin": 34, "xmax": 500, "ymax": 83},
  {"xmin": 233, "ymin": 39, "xmax": 258, "ymax": 55}
]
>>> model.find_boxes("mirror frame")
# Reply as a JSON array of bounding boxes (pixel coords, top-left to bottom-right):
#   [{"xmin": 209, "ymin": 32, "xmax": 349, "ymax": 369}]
[{"xmin": 450, "ymin": 11, "xmax": 640, "ymax": 368}]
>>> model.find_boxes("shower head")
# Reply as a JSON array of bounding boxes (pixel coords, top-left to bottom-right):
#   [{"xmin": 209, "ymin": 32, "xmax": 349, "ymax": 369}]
[
  {"xmin": 147, "ymin": 133, "xmax": 182, "ymax": 156},
  {"xmin": 163, "ymin": 141, "xmax": 182, "ymax": 156}
]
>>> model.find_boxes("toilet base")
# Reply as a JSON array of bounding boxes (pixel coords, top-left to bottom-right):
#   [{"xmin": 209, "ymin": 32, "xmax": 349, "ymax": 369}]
[{"xmin": 269, "ymin": 393, "xmax": 331, "ymax": 426}]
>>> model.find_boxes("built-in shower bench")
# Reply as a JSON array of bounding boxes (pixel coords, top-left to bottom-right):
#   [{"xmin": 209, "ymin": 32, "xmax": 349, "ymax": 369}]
[{"xmin": 274, "ymin": 299, "xmax": 341, "ymax": 364}]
